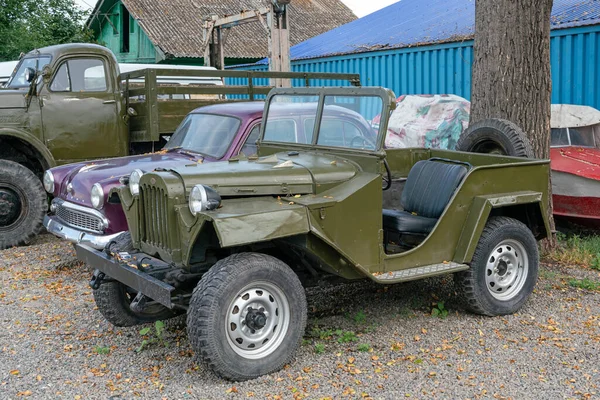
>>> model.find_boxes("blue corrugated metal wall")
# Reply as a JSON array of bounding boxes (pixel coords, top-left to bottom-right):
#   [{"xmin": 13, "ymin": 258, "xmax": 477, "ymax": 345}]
[{"xmin": 228, "ymin": 25, "xmax": 600, "ymax": 110}]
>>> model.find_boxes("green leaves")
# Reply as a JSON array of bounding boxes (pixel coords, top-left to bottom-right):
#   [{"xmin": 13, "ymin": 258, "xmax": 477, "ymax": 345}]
[
  {"xmin": 431, "ymin": 301, "xmax": 449, "ymax": 319},
  {"xmin": 136, "ymin": 320, "xmax": 167, "ymax": 352},
  {"xmin": 0, "ymin": 0, "xmax": 95, "ymax": 61}
]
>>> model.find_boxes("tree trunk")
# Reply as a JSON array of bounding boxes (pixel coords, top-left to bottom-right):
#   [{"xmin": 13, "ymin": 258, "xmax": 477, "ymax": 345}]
[{"xmin": 470, "ymin": 0, "xmax": 556, "ymax": 250}]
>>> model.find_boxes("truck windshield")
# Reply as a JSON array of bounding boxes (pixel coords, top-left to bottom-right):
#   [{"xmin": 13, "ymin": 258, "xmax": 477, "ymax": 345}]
[
  {"xmin": 7, "ymin": 56, "xmax": 52, "ymax": 88},
  {"xmin": 165, "ymin": 113, "xmax": 241, "ymax": 159}
]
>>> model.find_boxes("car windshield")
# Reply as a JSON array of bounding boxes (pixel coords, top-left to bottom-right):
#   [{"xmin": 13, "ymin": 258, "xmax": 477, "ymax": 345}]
[
  {"xmin": 7, "ymin": 56, "xmax": 51, "ymax": 88},
  {"xmin": 165, "ymin": 113, "xmax": 241, "ymax": 159},
  {"xmin": 262, "ymin": 93, "xmax": 382, "ymax": 150}
]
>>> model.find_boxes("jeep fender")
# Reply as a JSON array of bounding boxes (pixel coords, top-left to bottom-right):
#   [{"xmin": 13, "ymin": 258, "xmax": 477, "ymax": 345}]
[
  {"xmin": 0, "ymin": 128, "xmax": 56, "ymax": 169},
  {"xmin": 184, "ymin": 197, "xmax": 310, "ymax": 264},
  {"xmin": 453, "ymin": 191, "xmax": 548, "ymax": 263}
]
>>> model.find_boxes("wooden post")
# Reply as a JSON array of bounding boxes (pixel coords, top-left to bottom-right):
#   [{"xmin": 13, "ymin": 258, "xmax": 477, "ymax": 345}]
[{"xmin": 269, "ymin": 5, "xmax": 291, "ymax": 88}]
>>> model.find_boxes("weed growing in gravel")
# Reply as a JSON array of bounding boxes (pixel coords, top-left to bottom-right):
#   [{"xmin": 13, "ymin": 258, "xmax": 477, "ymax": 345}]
[
  {"xmin": 357, "ymin": 343, "xmax": 371, "ymax": 352},
  {"xmin": 94, "ymin": 346, "xmax": 110, "ymax": 355},
  {"xmin": 568, "ymin": 278, "xmax": 600, "ymax": 291},
  {"xmin": 546, "ymin": 232, "xmax": 600, "ymax": 268},
  {"xmin": 353, "ymin": 310, "xmax": 367, "ymax": 325},
  {"xmin": 431, "ymin": 301, "xmax": 448, "ymax": 319},
  {"xmin": 337, "ymin": 330, "xmax": 359, "ymax": 344},
  {"xmin": 314, "ymin": 343, "xmax": 325, "ymax": 354},
  {"xmin": 137, "ymin": 320, "xmax": 166, "ymax": 352}
]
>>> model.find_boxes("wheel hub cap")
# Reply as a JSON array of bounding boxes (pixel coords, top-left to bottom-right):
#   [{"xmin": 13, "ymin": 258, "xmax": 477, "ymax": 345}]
[
  {"xmin": 485, "ymin": 239, "xmax": 529, "ymax": 300},
  {"xmin": 0, "ymin": 187, "xmax": 22, "ymax": 227},
  {"xmin": 226, "ymin": 282, "xmax": 290, "ymax": 359}
]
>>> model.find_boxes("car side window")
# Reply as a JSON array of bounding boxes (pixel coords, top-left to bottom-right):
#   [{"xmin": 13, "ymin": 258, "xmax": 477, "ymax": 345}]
[
  {"xmin": 50, "ymin": 58, "xmax": 108, "ymax": 93},
  {"xmin": 263, "ymin": 119, "xmax": 298, "ymax": 143},
  {"xmin": 241, "ymin": 124, "xmax": 261, "ymax": 156},
  {"xmin": 50, "ymin": 63, "xmax": 71, "ymax": 92}
]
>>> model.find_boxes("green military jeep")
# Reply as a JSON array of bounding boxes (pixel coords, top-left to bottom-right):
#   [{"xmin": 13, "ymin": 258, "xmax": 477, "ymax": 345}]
[{"xmin": 76, "ymin": 87, "xmax": 550, "ymax": 381}]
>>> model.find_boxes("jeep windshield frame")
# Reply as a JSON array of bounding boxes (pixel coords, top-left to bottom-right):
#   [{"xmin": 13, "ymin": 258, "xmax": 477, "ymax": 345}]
[{"xmin": 259, "ymin": 87, "xmax": 396, "ymax": 154}]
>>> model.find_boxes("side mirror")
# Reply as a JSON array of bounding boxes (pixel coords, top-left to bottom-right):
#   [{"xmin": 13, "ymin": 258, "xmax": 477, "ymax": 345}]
[{"xmin": 24, "ymin": 67, "xmax": 36, "ymax": 83}]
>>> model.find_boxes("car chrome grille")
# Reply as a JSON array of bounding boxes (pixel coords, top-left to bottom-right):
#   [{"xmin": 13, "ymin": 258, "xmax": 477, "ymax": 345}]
[
  {"xmin": 139, "ymin": 184, "xmax": 170, "ymax": 250},
  {"xmin": 55, "ymin": 202, "xmax": 104, "ymax": 234}
]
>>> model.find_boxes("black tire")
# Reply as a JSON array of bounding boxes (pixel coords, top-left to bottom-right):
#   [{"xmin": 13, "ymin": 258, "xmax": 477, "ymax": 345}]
[
  {"xmin": 456, "ymin": 118, "xmax": 534, "ymax": 158},
  {"xmin": 455, "ymin": 216, "xmax": 539, "ymax": 316},
  {"xmin": 0, "ymin": 160, "xmax": 47, "ymax": 249},
  {"xmin": 187, "ymin": 253, "xmax": 307, "ymax": 381},
  {"xmin": 93, "ymin": 281, "xmax": 180, "ymax": 327}
]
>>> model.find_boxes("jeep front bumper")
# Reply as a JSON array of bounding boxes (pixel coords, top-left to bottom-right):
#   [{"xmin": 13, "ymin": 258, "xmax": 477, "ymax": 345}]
[{"xmin": 75, "ymin": 244, "xmax": 175, "ymax": 308}]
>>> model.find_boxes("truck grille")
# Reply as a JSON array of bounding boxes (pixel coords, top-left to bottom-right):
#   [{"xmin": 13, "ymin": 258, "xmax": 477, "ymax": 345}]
[
  {"xmin": 55, "ymin": 202, "xmax": 104, "ymax": 234},
  {"xmin": 139, "ymin": 184, "xmax": 170, "ymax": 250}
]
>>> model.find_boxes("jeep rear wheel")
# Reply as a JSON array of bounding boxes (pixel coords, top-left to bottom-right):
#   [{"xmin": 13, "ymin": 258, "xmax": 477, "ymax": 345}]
[
  {"xmin": 455, "ymin": 216, "xmax": 539, "ymax": 316},
  {"xmin": 93, "ymin": 281, "xmax": 179, "ymax": 327},
  {"xmin": 187, "ymin": 253, "xmax": 307, "ymax": 381},
  {"xmin": 0, "ymin": 160, "xmax": 47, "ymax": 249}
]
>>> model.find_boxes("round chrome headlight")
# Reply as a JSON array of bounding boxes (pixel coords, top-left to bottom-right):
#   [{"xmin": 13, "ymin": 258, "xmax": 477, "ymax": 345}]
[
  {"xmin": 189, "ymin": 185, "xmax": 221, "ymax": 216},
  {"xmin": 91, "ymin": 183, "xmax": 104, "ymax": 210},
  {"xmin": 43, "ymin": 170, "xmax": 55, "ymax": 194},
  {"xmin": 129, "ymin": 169, "xmax": 144, "ymax": 196}
]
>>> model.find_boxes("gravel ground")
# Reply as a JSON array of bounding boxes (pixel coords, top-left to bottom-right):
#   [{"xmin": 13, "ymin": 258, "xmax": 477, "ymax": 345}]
[{"xmin": 1, "ymin": 235, "xmax": 599, "ymax": 399}]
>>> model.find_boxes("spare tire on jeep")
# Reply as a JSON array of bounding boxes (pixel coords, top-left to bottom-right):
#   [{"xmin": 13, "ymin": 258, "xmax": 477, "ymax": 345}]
[{"xmin": 456, "ymin": 118, "xmax": 534, "ymax": 158}]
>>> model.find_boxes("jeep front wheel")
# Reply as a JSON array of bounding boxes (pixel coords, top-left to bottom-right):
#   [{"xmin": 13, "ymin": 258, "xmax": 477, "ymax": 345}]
[
  {"xmin": 93, "ymin": 281, "xmax": 179, "ymax": 327},
  {"xmin": 0, "ymin": 160, "xmax": 47, "ymax": 249},
  {"xmin": 187, "ymin": 253, "xmax": 307, "ymax": 381},
  {"xmin": 456, "ymin": 216, "xmax": 539, "ymax": 316}
]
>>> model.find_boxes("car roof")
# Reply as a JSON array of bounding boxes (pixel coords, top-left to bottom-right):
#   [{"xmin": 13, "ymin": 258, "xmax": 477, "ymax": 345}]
[{"xmin": 191, "ymin": 101, "xmax": 266, "ymax": 119}]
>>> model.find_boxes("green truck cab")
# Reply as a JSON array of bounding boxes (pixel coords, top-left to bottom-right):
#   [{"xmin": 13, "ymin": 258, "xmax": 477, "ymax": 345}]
[
  {"xmin": 0, "ymin": 43, "xmax": 359, "ymax": 249},
  {"xmin": 75, "ymin": 87, "xmax": 550, "ymax": 381}
]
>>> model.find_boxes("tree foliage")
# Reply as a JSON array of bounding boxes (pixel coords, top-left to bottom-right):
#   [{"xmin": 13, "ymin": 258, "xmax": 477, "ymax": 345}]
[{"xmin": 0, "ymin": 0, "xmax": 94, "ymax": 61}]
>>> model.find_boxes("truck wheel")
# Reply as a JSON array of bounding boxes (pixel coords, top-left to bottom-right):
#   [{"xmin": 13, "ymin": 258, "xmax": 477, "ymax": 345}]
[
  {"xmin": 187, "ymin": 253, "xmax": 307, "ymax": 381},
  {"xmin": 455, "ymin": 216, "xmax": 539, "ymax": 316},
  {"xmin": 456, "ymin": 118, "xmax": 534, "ymax": 158},
  {"xmin": 93, "ymin": 281, "xmax": 179, "ymax": 327},
  {"xmin": 0, "ymin": 160, "xmax": 47, "ymax": 249}
]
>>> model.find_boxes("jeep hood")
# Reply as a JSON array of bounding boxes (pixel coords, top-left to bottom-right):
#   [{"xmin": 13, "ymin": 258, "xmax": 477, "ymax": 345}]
[
  {"xmin": 0, "ymin": 90, "xmax": 27, "ymax": 109},
  {"xmin": 170, "ymin": 152, "xmax": 360, "ymax": 197}
]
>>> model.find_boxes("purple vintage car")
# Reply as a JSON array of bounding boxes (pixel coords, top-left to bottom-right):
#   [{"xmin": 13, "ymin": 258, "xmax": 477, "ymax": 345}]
[{"xmin": 43, "ymin": 101, "xmax": 265, "ymax": 249}]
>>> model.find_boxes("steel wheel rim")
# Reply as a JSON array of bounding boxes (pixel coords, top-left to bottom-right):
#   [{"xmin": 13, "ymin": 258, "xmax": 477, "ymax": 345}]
[
  {"xmin": 0, "ymin": 183, "xmax": 27, "ymax": 230},
  {"xmin": 485, "ymin": 239, "xmax": 529, "ymax": 300},
  {"xmin": 225, "ymin": 281, "xmax": 290, "ymax": 359}
]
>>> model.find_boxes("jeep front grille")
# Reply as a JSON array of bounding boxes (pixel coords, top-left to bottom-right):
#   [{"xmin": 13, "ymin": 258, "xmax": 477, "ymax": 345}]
[
  {"xmin": 139, "ymin": 184, "xmax": 170, "ymax": 250},
  {"xmin": 55, "ymin": 201, "xmax": 105, "ymax": 234}
]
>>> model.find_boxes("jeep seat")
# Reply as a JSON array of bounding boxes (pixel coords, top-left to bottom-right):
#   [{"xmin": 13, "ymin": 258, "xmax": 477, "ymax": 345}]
[{"xmin": 383, "ymin": 160, "xmax": 468, "ymax": 235}]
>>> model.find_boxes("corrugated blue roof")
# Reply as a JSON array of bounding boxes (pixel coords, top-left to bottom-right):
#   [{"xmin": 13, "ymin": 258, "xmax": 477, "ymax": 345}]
[{"xmin": 287, "ymin": 0, "xmax": 600, "ymax": 61}]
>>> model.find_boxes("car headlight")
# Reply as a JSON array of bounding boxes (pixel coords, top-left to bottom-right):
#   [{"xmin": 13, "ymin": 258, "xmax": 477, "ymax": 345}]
[
  {"xmin": 189, "ymin": 185, "xmax": 221, "ymax": 216},
  {"xmin": 43, "ymin": 170, "xmax": 54, "ymax": 194},
  {"xmin": 91, "ymin": 183, "xmax": 104, "ymax": 210},
  {"xmin": 129, "ymin": 169, "xmax": 143, "ymax": 196}
]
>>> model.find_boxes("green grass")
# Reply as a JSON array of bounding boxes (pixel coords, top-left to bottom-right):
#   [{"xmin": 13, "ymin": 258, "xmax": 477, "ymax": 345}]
[
  {"xmin": 314, "ymin": 343, "xmax": 325, "ymax": 354},
  {"xmin": 337, "ymin": 330, "xmax": 359, "ymax": 344},
  {"xmin": 94, "ymin": 346, "xmax": 110, "ymax": 355},
  {"xmin": 546, "ymin": 232, "xmax": 600, "ymax": 268},
  {"xmin": 568, "ymin": 278, "xmax": 600, "ymax": 291},
  {"xmin": 357, "ymin": 343, "xmax": 371, "ymax": 352}
]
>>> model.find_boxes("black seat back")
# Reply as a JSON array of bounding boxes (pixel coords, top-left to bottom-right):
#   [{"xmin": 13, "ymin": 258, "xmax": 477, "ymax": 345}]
[{"xmin": 400, "ymin": 160, "xmax": 468, "ymax": 219}]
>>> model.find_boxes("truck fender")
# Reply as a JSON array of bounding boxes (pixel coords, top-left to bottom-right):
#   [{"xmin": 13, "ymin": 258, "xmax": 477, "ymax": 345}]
[
  {"xmin": 0, "ymin": 128, "xmax": 56, "ymax": 169},
  {"xmin": 454, "ymin": 191, "xmax": 547, "ymax": 263}
]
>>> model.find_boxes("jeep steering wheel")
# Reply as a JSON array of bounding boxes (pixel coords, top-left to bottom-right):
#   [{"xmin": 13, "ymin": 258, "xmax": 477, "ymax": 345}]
[
  {"xmin": 383, "ymin": 159, "xmax": 392, "ymax": 191},
  {"xmin": 350, "ymin": 135, "xmax": 375, "ymax": 149}
]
